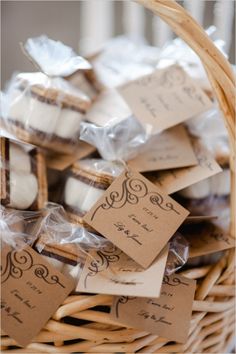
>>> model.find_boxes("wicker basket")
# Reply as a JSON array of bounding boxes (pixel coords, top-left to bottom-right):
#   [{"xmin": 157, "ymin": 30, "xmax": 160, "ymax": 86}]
[{"xmin": 1, "ymin": 0, "xmax": 235, "ymax": 352}]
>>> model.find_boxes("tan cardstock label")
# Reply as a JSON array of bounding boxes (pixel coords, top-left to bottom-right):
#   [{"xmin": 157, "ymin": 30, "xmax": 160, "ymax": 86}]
[
  {"xmin": 1, "ymin": 245, "xmax": 74, "ymax": 347},
  {"xmin": 184, "ymin": 222, "xmax": 235, "ymax": 258},
  {"xmin": 148, "ymin": 142, "xmax": 222, "ymax": 194},
  {"xmin": 46, "ymin": 141, "xmax": 96, "ymax": 171},
  {"xmin": 84, "ymin": 170, "xmax": 189, "ymax": 268},
  {"xmin": 111, "ymin": 274, "xmax": 196, "ymax": 343},
  {"xmin": 86, "ymin": 89, "xmax": 131, "ymax": 127},
  {"xmin": 128, "ymin": 125, "xmax": 198, "ymax": 172},
  {"xmin": 118, "ymin": 65, "xmax": 213, "ymax": 134},
  {"xmin": 77, "ymin": 245, "xmax": 169, "ymax": 297}
]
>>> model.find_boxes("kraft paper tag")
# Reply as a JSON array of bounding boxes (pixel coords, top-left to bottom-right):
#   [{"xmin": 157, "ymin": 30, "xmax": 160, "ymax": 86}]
[
  {"xmin": 77, "ymin": 245, "xmax": 169, "ymax": 297},
  {"xmin": 45, "ymin": 141, "xmax": 96, "ymax": 171},
  {"xmin": 183, "ymin": 222, "xmax": 235, "ymax": 258},
  {"xmin": 111, "ymin": 274, "xmax": 196, "ymax": 343},
  {"xmin": 84, "ymin": 170, "xmax": 189, "ymax": 268},
  {"xmin": 128, "ymin": 125, "xmax": 198, "ymax": 172},
  {"xmin": 118, "ymin": 65, "xmax": 213, "ymax": 134},
  {"xmin": 1, "ymin": 245, "xmax": 74, "ymax": 347},
  {"xmin": 147, "ymin": 142, "xmax": 222, "ymax": 194},
  {"xmin": 86, "ymin": 89, "xmax": 131, "ymax": 127}
]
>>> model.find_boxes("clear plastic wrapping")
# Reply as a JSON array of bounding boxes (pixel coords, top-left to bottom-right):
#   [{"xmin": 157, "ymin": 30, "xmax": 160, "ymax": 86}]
[
  {"xmin": 63, "ymin": 158, "xmax": 124, "ymax": 227},
  {"xmin": 2, "ymin": 72, "xmax": 91, "ymax": 153},
  {"xmin": 90, "ymin": 36, "xmax": 160, "ymax": 89},
  {"xmin": 80, "ymin": 116, "xmax": 149, "ymax": 162},
  {"xmin": 34, "ymin": 203, "xmax": 110, "ymax": 282},
  {"xmin": 0, "ymin": 136, "xmax": 47, "ymax": 210},
  {"xmin": 1, "ymin": 35, "xmax": 100, "ymax": 153},
  {"xmin": 0, "ymin": 205, "xmax": 41, "ymax": 250},
  {"xmin": 156, "ymin": 26, "xmax": 227, "ymax": 95},
  {"xmin": 165, "ymin": 233, "xmax": 189, "ymax": 275},
  {"xmin": 81, "ymin": 87, "xmax": 150, "ymax": 161}
]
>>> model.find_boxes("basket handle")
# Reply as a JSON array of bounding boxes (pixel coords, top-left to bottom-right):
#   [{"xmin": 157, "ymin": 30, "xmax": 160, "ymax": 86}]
[{"xmin": 136, "ymin": 0, "xmax": 235, "ymax": 236}]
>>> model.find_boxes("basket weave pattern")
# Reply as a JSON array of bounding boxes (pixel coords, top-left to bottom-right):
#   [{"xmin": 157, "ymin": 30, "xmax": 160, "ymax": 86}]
[{"xmin": 1, "ymin": 0, "xmax": 235, "ymax": 352}]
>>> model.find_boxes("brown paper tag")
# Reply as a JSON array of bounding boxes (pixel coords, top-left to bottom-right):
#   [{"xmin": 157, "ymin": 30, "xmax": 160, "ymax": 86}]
[
  {"xmin": 86, "ymin": 89, "xmax": 131, "ymax": 127},
  {"xmin": 148, "ymin": 142, "xmax": 222, "ymax": 194},
  {"xmin": 77, "ymin": 245, "xmax": 169, "ymax": 297},
  {"xmin": 118, "ymin": 65, "xmax": 213, "ymax": 134},
  {"xmin": 184, "ymin": 223, "xmax": 235, "ymax": 258},
  {"xmin": 128, "ymin": 125, "xmax": 197, "ymax": 172},
  {"xmin": 45, "ymin": 141, "xmax": 96, "ymax": 171},
  {"xmin": 84, "ymin": 170, "xmax": 189, "ymax": 268},
  {"xmin": 1, "ymin": 245, "xmax": 74, "ymax": 347},
  {"xmin": 111, "ymin": 274, "xmax": 196, "ymax": 343}
]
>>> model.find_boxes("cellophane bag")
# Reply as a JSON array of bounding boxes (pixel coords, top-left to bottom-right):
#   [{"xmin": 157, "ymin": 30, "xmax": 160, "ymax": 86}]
[
  {"xmin": 1, "ymin": 36, "xmax": 98, "ymax": 154},
  {"xmin": 34, "ymin": 203, "xmax": 110, "ymax": 285},
  {"xmin": 0, "ymin": 136, "xmax": 47, "ymax": 210}
]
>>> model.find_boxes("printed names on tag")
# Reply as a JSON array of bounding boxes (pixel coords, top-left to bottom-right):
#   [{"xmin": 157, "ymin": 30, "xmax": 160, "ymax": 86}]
[
  {"xmin": 146, "ymin": 142, "xmax": 222, "ymax": 194},
  {"xmin": 111, "ymin": 274, "xmax": 196, "ymax": 343},
  {"xmin": 118, "ymin": 65, "xmax": 213, "ymax": 134},
  {"xmin": 84, "ymin": 170, "xmax": 189, "ymax": 268},
  {"xmin": 1, "ymin": 245, "xmax": 74, "ymax": 347},
  {"xmin": 128, "ymin": 125, "xmax": 198, "ymax": 172},
  {"xmin": 77, "ymin": 245, "xmax": 169, "ymax": 297},
  {"xmin": 183, "ymin": 222, "xmax": 235, "ymax": 258}
]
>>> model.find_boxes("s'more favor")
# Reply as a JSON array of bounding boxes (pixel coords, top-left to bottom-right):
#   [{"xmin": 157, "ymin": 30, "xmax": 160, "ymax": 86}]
[{"xmin": 0, "ymin": 137, "xmax": 47, "ymax": 210}]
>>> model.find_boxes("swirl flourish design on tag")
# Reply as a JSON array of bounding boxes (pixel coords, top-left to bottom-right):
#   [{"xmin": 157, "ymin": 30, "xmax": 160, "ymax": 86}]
[
  {"xmin": 163, "ymin": 275, "xmax": 189, "ymax": 287},
  {"xmin": 115, "ymin": 296, "xmax": 137, "ymax": 318},
  {"xmin": 90, "ymin": 171, "xmax": 179, "ymax": 220},
  {"xmin": 1, "ymin": 248, "xmax": 65, "ymax": 288},
  {"xmin": 84, "ymin": 246, "xmax": 122, "ymax": 288}
]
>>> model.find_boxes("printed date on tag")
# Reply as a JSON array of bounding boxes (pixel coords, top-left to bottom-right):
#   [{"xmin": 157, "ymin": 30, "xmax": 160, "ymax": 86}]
[
  {"xmin": 84, "ymin": 170, "xmax": 189, "ymax": 268},
  {"xmin": 118, "ymin": 65, "xmax": 213, "ymax": 134},
  {"xmin": 1, "ymin": 245, "xmax": 74, "ymax": 347},
  {"xmin": 111, "ymin": 274, "xmax": 196, "ymax": 343}
]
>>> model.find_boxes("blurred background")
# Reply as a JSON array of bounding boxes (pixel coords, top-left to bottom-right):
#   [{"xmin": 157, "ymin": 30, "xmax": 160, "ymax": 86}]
[{"xmin": 1, "ymin": 0, "xmax": 235, "ymax": 86}]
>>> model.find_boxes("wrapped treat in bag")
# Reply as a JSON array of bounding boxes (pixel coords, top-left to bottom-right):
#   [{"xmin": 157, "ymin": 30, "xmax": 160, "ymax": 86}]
[
  {"xmin": 64, "ymin": 158, "xmax": 124, "ymax": 228},
  {"xmin": 24, "ymin": 35, "xmax": 99, "ymax": 100},
  {"xmin": 81, "ymin": 87, "xmax": 150, "ymax": 161},
  {"xmin": 177, "ymin": 108, "xmax": 230, "ymax": 217},
  {"xmin": 90, "ymin": 36, "xmax": 160, "ymax": 89},
  {"xmin": 0, "ymin": 205, "xmax": 74, "ymax": 348},
  {"xmin": 0, "ymin": 136, "xmax": 47, "ymax": 210},
  {"xmin": 0, "ymin": 204, "xmax": 43, "ymax": 235},
  {"xmin": 156, "ymin": 26, "xmax": 227, "ymax": 97},
  {"xmin": 1, "ymin": 36, "xmax": 95, "ymax": 153},
  {"xmin": 0, "ymin": 205, "xmax": 39, "ymax": 248},
  {"xmin": 34, "ymin": 203, "xmax": 109, "ymax": 283},
  {"xmin": 63, "ymin": 87, "xmax": 149, "ymax": 227}
]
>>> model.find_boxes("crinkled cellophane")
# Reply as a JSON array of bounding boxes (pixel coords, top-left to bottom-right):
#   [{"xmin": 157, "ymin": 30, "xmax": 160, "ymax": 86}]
[{"xmin": 1, "ymin": 0, "xmax": 235, "ymax": 352}]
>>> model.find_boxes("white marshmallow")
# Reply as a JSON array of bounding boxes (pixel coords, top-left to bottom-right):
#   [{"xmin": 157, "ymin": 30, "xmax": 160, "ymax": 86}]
[
  {"xmin": 27, "ymin": 97, "xmax": 60, "ymax": 134},
  {"xmin": 55, "ymin": 109, "xmax": 83, "ymax": 139},
  {"xmin": 40, "ymin": 255, "xmax": 64, "ymax": 272},
  {"xmin": 65, "ymin": 176, "xmax": 104, "ymax": 212},
  {"xmin": 210, "ymin": 169, "xmax": 230, "ymax": 196},
  {"xmin": 61, "ymin": 263, "xmax": 82, "ymax": 282},
  {"xmin": 179, "ymin": 179, "xmax": 210, "ymax": 199},
  {"xmin": 8, "ymin": 89, "xmax": 30, "ymax": 124},
  {"xmin": 179, "ymin": 169, "xmax": 230, "ymax": 199},
  {"xmin": 9, "ymin": 142, "xmax": 31, "ymax": 173},
  {"xmin": 9, "ymin": 171, "xmax": 38, "ymax": 209}
]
